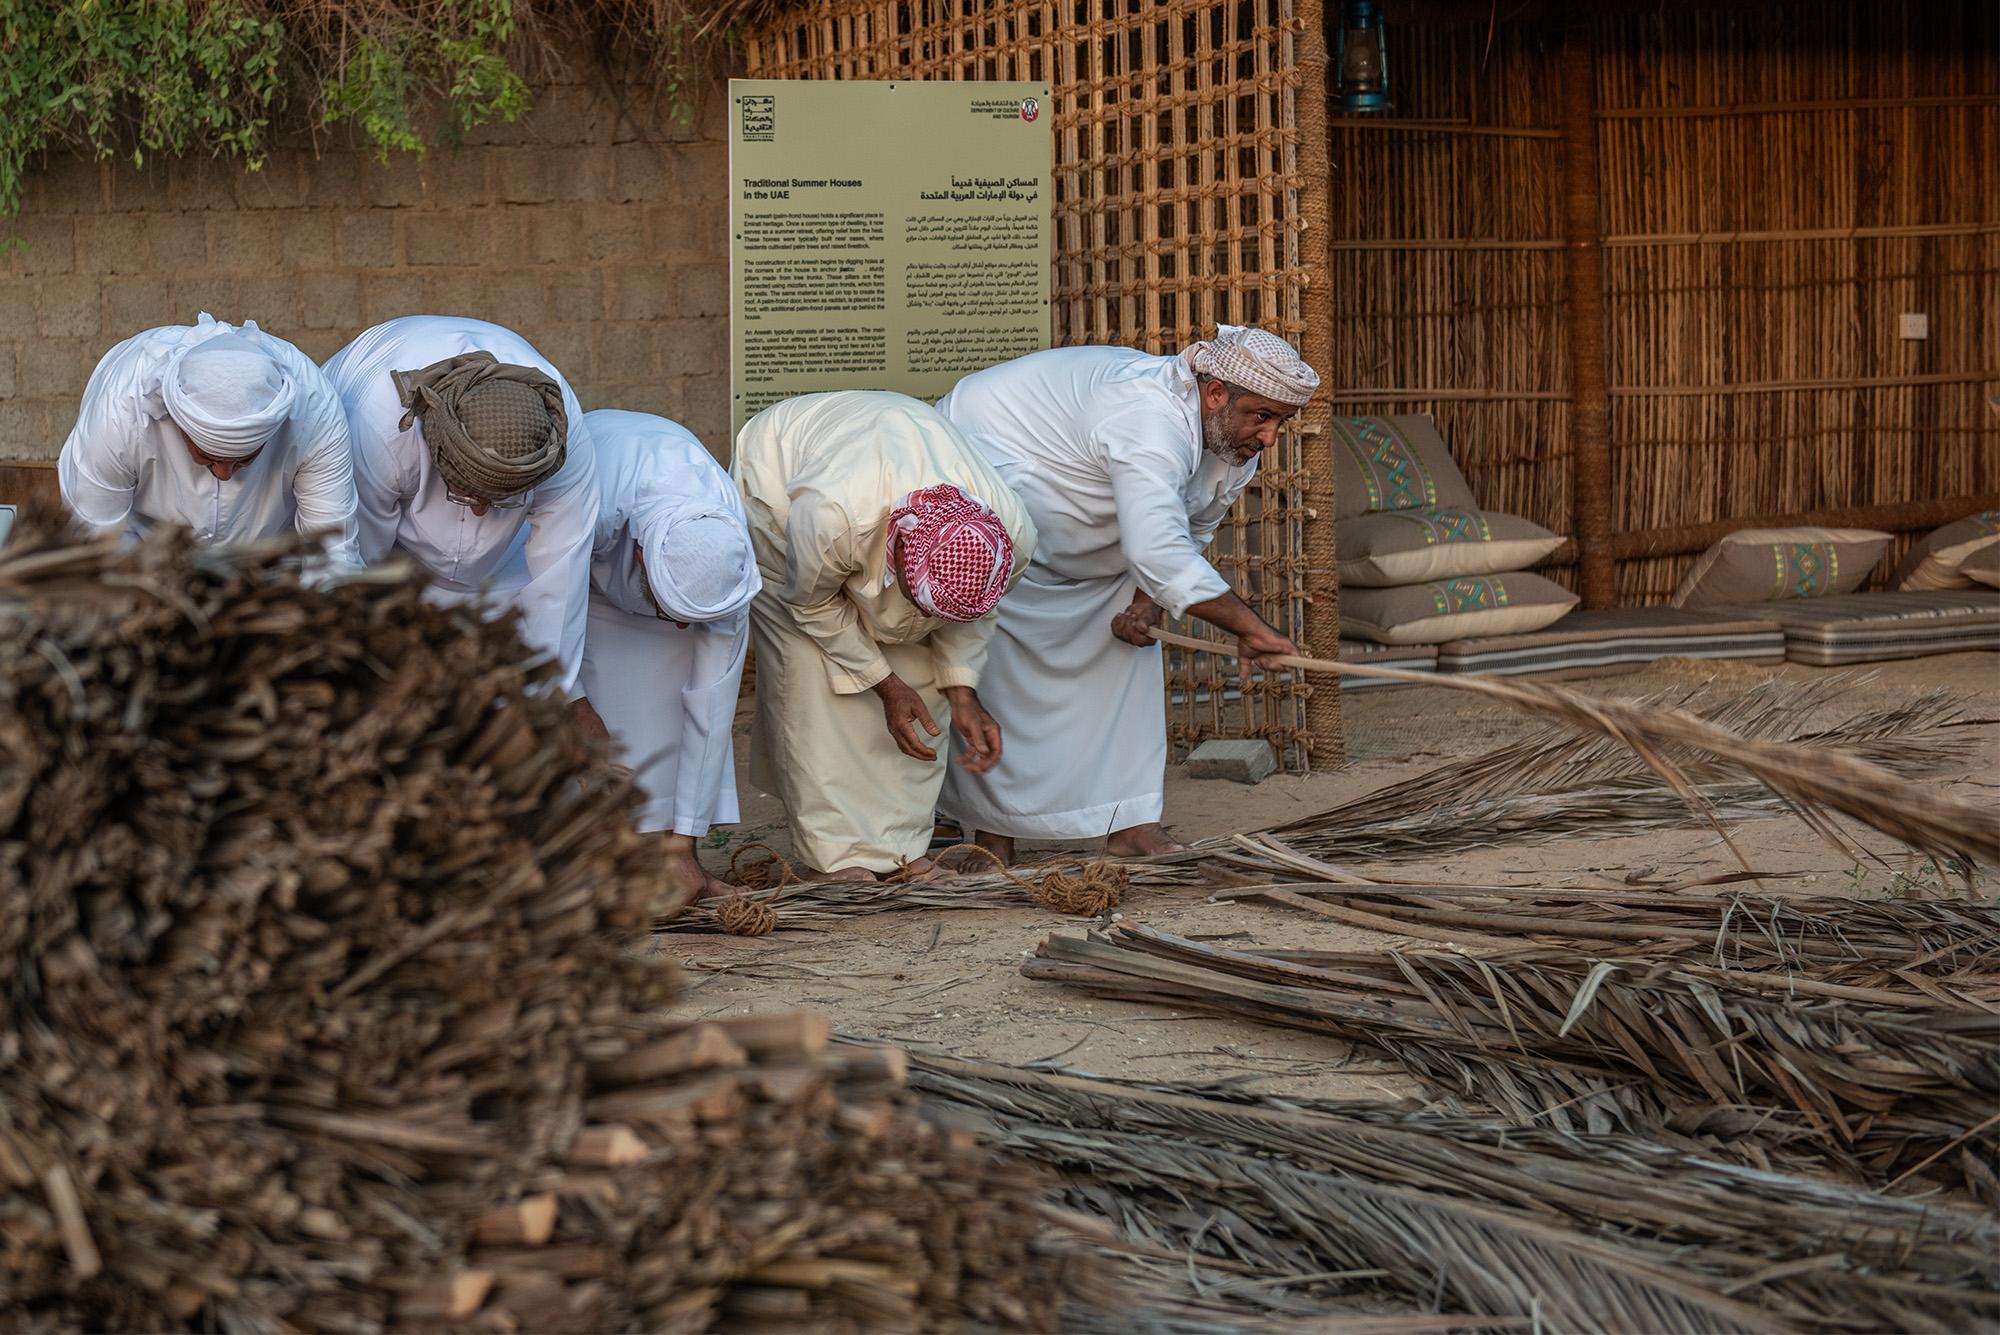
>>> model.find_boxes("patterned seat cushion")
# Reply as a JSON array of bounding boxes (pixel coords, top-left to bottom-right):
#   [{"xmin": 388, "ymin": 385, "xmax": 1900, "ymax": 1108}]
[
  {"xmin": 1337, "ymin": 639, "xmax": 1439, "ymax": 690},
  {"xmin": 1341, "ymin": 572, "xmax": 1578, "ymax": 646},
  {"xmin": 1337, "ymin": 506, "xmax": 1565, "ymax": 587},
  {"xmin": 1436, "ymin": 608, "xmax": 1785, "ymax": 677},
  {"xmin": 1710, "ymin": 590, "xmax": 2000, "ymax": 665},
  {"xmin": 1671, "ymin": 527, "xmax": 1892, "ymax": 609},
  {"xmin": 1330, "ymin": 415, "xmax": 1478, "ymax": 520}
]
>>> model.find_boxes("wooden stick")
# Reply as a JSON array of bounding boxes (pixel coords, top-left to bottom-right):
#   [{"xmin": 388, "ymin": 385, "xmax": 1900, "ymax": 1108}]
[
  {"xmin": 42, "ymin": 1165, "xmax": 100, "ymax": 1280},
  {"xmin": 473, "ymin": 1194, "xmax": 558, "ymax": 1247},
  {"xmin": 567, "ymin": 1124, "xmax": 648, "ymax": 1167},
  {"xmin": 394, "ymin": 1271, "xmax": 494, "ymax": 1320},
  {"xmin": 1558, "ymin": 12, "xmax": 1616, "ymax": 608},
  {"xmin": 591, "ymin": 1025, "xmax": 748, "ymax": 1085}
]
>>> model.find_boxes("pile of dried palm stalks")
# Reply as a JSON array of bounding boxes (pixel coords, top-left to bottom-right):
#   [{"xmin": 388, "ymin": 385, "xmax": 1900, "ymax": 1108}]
[
  {"xmin": 908, "ymin": 1050, "xmax": 2000, "ymax": 1334},
  {"xmin": 0, "ymin": 518, "xmax": 1081, "ymax": 1331},
  {"xmin": 1026, "ymin": 919, "xmax": 2000, "ymax": 1202}
]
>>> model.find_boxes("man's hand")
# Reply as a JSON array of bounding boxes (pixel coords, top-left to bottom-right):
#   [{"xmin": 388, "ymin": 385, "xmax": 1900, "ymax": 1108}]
[
  {"xmin": 572, "ymin": 696, "xmax": 611, "ymax": 741},
  {"xmin": 875, "ymin": 672, "xmax": 942, "ymax": 762},
  {"xmin": 1109, "ymin": 590, "xmax": 1164, "ymax": 646},
  {"xmin": 1236, "ymin": 623, "xmax": 1300, "ymax": 680},
  {"xmin": 944, "ymin": 685, "xmax": 1003, "ymax": 774}
]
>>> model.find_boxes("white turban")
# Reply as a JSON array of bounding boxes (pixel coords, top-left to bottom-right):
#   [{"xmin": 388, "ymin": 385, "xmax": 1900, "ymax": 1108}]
[
  {"xmin": 163, "ymin": 331, "xmax": 297, "ymax": 459},
  {"xmin": 1182, "ymin": 324, "xmax": 1320, "ymax": 407},
  {"xmin": 639, "ymin": 511, "xmax": 759, "ymax": 623}
]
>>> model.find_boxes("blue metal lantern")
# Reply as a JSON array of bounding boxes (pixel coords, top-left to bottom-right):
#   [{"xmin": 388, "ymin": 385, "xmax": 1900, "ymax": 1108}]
[{"xmin": 1336, "ymin": 0, "xmax": 1393, "ymax": 114}]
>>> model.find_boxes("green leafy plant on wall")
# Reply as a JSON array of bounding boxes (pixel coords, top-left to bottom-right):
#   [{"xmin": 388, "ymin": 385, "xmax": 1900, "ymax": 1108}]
[{"xmin": 0, "ymin": 0, "xmax": 755, "ymax": 224}]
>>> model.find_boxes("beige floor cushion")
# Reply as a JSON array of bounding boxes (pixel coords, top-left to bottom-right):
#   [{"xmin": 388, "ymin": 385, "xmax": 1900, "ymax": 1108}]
[
  {"xmin": 1892, "ymin": 511, "xmax": 2000, "ymax": 591},
  {"xmin": 1338, "ymin": 506, "xmax": 1564, "ymax": 587},
  {"xmin": 1959, "ymin": 542, "xmax": 2000, "ymax": 589},
  {"xmin": 1341, "ymin": 572, "xmax": 1578, "ymax": 646},
  {"xmin": 1671, "ymin": 527, "xmax": 1891, "ymax": 609},
  {"xmin": 1330, "ymin": 415, "xmax": 1478, "ymax": 520}
]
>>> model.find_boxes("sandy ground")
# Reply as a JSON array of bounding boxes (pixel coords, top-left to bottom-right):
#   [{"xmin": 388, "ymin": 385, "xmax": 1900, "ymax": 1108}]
[{"xmin": 648, "ymin": 652, "xmax": 1999, "ymax": 1101}]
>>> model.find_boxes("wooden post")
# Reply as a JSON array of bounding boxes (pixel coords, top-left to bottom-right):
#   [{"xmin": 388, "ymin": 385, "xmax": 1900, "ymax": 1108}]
[
  {"xmin": 1557, "ymin": 11, "xmax": 1617, "ymax": 608},
  {"xmin": 1297, "ymin": 0, "xmax": 1344, "ymax": 767}
]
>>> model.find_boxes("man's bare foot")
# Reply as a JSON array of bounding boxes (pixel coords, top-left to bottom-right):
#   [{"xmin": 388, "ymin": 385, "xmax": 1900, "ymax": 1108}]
[
  {"xmin": 663, "ymin": 835, "xmax": 736, "ymax": 902},
  {"xmin": 896, "ymin": 856, "xmax": 954, "ymax": 883},
  {"xmin": 818, "ymin": 865, "xmax": 879, "ymax": 883},
  {"xmin": 1106, "ymin": 822, "xmax": 1186, "ymax": 858},
  {"xmin": 971, "ymin": 829, "xmax": 1016, "ymax": 866}
]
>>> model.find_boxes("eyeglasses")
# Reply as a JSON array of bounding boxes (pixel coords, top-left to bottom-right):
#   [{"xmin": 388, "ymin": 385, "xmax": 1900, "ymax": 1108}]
[{"xmin": 444, "ymin": 483, "xmax": 528, "ymax": 510}]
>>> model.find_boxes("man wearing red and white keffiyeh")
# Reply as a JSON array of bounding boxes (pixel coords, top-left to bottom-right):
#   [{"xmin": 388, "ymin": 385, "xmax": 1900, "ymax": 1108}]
[
  {"xmin": 888, "ymin": 484, "xmax": 1016, "ymax": 623},
  {"xmin": 733, "ymin": 392, "xmax": 1037, "ymax": 883}
]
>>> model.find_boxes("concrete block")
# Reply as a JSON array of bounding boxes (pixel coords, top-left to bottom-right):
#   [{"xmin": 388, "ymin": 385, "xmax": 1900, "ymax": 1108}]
[
  {"xmin": 104, "ymin": 276, "xmax": 179, "ymax": 333},
  {"xmin": 300, "ymin": 272, "xmax": 362, "ymax": 329},
  {"xmin": 360, "ymin": 153, "xmax": 427, "ymax": 209},
  {"xmin": 143, "ymin": 214, "xmax": 210, "ymax": 272},
  {"xmin": 0, "ymin": 282, "xmax": 37, "ymax": 330},
  {"xmin": 4, "ymin": 217, "xmax": 76, "ymax": 277},
  {"xmin": 581, "ymin": 207, "xmax": 644, "ymax": 263},
  {"xmin": 531, "ymin": 323, "xmax": 591, "ymax": 381},
  {"xmin": 235, "ymin": 154, "xmax": 309, "ymax": 209},
  {"xmin": 278, "ymin": 211, "xmax": 339, "ymax": 270},
  {"xmin": 547, "ymin": 268, "xmax": 604, "ymax": 322},
  {"xmin": 653, "ymin": 317, "xmax": 722, "ymax": 379},
  {"xmin": 339, "ymin": 211, "xmax": 398, "ymax": 268},
  {"xmin": 606, "ymin": 265, "xmax": 675, "ymax": 321},
  {"xmin": 18, "ymin": 338, "xmax": 85, "ymax": 398},
  {"xmin": 0, "ymin": 345, "xmax": 15, "ymax": 399},
  {"xmin": 676, "ymin": 263, "xmax": 727, "ymax": 318},
  {"xmin": 1185, "ymin": 739, "xmax": 1278, "ymax": 785},
  {"xmin": 362, "ymin": 272, "xmax": 430, "ymax": 324},
  {"xmin": 683, "ymin": 373, "xmax": 728, "ymax": 446},
  {"xmin": 167, "ymin": 160, "xmax": 237, "ymax": 212},
  {"xmin": 422, "ymin": 149, "xmax": 493, "ymax": 207},
  {"xmin": 406, "ymin": 210, "xmax": 495, "ymax": 267},
  {"xmin": 74, "ymin": 216, "xmax": 148, "ymax": 276},
  {"xmin": 301, "ymin": 152, "xmax": 365, "ymax": 209},
  {"xmin": 485, "ymin": 271, "xmax": 547, "ymax": 329},
  {"xmin": 208, "ymin": 214, "xmax": 282, "ymax": 272},
  {"xmin": 36, "ymin": 279, "xmax": 100, "ymax": 339},
  {"xmin": 234, "ymin": 274, "xmax": 301, "ymax": 330},
  {"xmin": 593, "ymin": 322, "xmax": 654, "ymax": 381},
  {"xmin": 39, "ymin": 159, "xmax": 107, "ymax": 214}
]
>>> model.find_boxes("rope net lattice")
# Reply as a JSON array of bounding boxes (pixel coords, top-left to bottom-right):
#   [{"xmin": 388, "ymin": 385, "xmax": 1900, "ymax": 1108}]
[{"xmin": 743, "ymin": 0, "xmax": 1324, "ymax": 768}]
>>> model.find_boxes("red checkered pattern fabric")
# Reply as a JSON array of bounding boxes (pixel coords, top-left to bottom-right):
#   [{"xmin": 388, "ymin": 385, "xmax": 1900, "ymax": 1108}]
[{"xmin": 887, "ymin": 484, "xmax": 1013, "ymax": 623}]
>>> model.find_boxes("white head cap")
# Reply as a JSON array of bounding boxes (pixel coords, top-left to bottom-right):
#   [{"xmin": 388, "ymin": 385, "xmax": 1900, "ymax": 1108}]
[
  {"xmin": 639, "ymin": 512, "xmax": 759, "ymax": 623},
  {"xmin": 163, "ymin": 330, "xmax": 297, "ymax": 458}
]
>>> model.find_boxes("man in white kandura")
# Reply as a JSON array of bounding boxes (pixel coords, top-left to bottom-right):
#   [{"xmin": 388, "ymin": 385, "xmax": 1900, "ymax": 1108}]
[
  {"xmin": 732, "ymin": 391, "xmax": 1037, "ymax": 882},
  {"xmin": 936, "ymin": 326, "xmax": 1320, "ymax": 863},
  {"xmin": 58, "ymin": 313, "xmax": 360, "ymax": 573},
  {"xmin": 322, "ymin": 315, "xmax": 601, "ymax": 730},
  {"xmin": 581, "ymin": 407, "xmax": 760, "ymax": 902}
]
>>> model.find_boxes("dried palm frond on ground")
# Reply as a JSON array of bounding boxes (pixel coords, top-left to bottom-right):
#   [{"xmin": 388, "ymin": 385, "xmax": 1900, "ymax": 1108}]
[
  {"xmin": 905, "ymin": 1050, "xmax": 2000, "ymax": 1334},
  {"xmin": 1024, "ymin": 921, "xmax": 2000, "ymax": 1201},
  {"xmin": 0, "ymin": 517, "xmax": 1087, "ymax": 1331},
  {"xmin": 1240, "ymin": 885, "xmax": 2000, "ymax": 1008},
  {"xmin": 1251, "ymin": 674, "xmax": 1982, "ymax": 865},
  {"xmin": 1155, "ymin": 629, "xmax": 2000, "ymax": 872}
]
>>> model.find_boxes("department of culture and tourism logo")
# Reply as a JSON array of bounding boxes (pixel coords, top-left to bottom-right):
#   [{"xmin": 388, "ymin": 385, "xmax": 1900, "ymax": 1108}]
[{"xmin": 1020, "ymin": 97, "xmax": 1040, "ymax": 122}]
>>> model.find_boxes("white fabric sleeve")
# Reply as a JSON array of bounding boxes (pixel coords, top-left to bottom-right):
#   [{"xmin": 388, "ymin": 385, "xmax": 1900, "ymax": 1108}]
[
  {"xmin": 517, "ymin": 408, "xmax": 601, "ymax": 698},
  {"xmin": 925, "ymin": 616, "xmax": 997, "ymax": 691},
  {"xmin": 56, "ymin": 384, "xmax": 143, "ymax": 536},
  {"xmin": 347, "ymin": 420, "xmax": 412, "ymax": 567},
  {"xmin": 290, "ymin": 400, "xmax": 363, "ymax": 575},
  {"xmin": 781, "ymin": 491, "xmax": 893, "ymax": 694},
  {"xmin": 1104, "ymin": 434, "xmax": 1231, "ymax": 619}
]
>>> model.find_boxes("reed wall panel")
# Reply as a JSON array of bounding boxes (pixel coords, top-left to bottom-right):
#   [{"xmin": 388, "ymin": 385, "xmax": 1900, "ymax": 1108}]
[
  {"xmin": 1332, "ymin": 0, "xmax": 1996, "ymax": 602},
  {"xmin": 743, "ymin": 0, "xmax": 1331, "ymax": 765}
]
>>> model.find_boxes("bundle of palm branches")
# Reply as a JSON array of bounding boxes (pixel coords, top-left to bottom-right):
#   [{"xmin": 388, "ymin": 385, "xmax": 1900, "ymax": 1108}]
[
  {"xmin": 906, "ymin": 1051, "xmax": 2000, "ymax": 1334},
  {"xmin": 1024, "ymin": 922, "xmax": 2000, "ymax": 1201}
]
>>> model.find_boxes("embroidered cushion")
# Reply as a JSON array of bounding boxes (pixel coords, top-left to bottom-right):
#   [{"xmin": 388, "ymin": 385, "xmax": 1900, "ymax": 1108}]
[
  {"xmin": 1329, "ymin": 415, "xmax": 1478, "ymax": 520},
  {"xmin": 1341, "ymin": 572, "xmax": 1578, "ymax": 646},
  {"xmin": 1671, "ymin": 527, "xmax": 1891, "ymax": 609},
  {"xmin": 1891, "ymin": 511, "xmax": 2000, "ymax": 591},
  {"xmin": 1337, "ymin": 506, "xmax": 1564, "ymax": 587}
]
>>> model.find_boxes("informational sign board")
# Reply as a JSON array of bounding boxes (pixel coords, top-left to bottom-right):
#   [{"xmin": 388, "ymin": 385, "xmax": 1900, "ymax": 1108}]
[{"xmin": 728, "ymin": 79, "xmax": 1052, "ymax": 440}]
